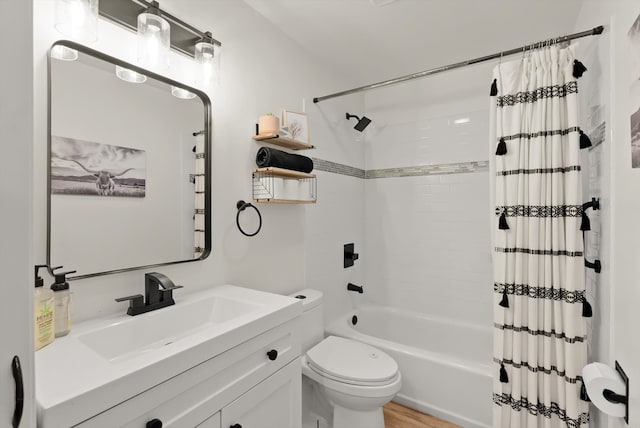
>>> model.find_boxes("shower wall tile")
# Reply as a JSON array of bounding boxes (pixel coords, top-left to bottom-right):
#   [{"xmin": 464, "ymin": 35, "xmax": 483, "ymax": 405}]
[
  {"xmin": 363, "ymin": 172, "xmax": 492, "ymax": 325},
  {"xmin": 365, "ymin": 102, "xmax": 490, "ymax": 170},
  {"xmin": 362, "ymin": 66, "xmax": 493, "ymax": 327}
]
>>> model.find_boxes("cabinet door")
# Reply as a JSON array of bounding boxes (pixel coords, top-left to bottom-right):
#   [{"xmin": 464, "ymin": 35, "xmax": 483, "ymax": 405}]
[
  {"xmin": 221, "ymin": 359, "xmax": 301, "ymax": 428},
  {"xmin": 0, "ymin": 2, "xmax": 35, "ymax": 427},
  {"xmin": 196, "ymin": 411, "xmax": 221, "ymax": 428}
]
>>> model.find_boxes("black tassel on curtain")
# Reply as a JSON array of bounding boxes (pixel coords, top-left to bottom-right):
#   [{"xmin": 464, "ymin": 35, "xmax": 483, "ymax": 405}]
[
  {"xmin": 499, "ymin": 363, "xmax": 509, "ymax": 383},
  {"xmin": 499, "ymin": 288, "xmax": 509, "ymax": 308},
  {"xmin": 496, "ymin": 137, "xmax": 507, "ymax": 155},
  {"xmin": 582, "ymin": 299, "xmax": 593, "ymax": 318},
  {"xmin": 498, "ymin": 210, "xmax": 510, "ymax": 230},
  {"xmin": 573, "ymin": 60, "xmax": 588, "ymax": 78},
  {"xmin": 579, "ymin": 130, "xmax": 592, "ymax": 149},
  {"xmin": 490, "ymin": 79, "xmax": 498, "ymax": 96},
  {"xmin": 580, "ymin": 212, "xmax": 591, "ymax": 231}
]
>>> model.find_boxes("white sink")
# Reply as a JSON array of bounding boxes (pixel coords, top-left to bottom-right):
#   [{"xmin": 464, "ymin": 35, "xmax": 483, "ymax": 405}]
[
  {"xmin": 36, "ymin": 284, "xmax": 301, "ymax": 427},
  {"xmin": 78, "ymin": 295, "xmax": 261, "ymax": 362}
]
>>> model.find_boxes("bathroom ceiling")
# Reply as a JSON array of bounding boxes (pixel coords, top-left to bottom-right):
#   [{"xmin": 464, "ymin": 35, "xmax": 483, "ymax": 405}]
[{"xmin": 242, "ymin": 0, "xmax": 585, "ymax": 84}]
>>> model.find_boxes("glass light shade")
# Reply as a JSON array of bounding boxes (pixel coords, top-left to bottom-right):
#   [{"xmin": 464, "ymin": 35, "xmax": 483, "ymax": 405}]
[
  {"xmin": 195, "ymin": 41, "xmax": 220, "ymax": 86},
  {"xmin": 51, "ymin": 45, "xmax": 79, "ymax": 61},
  {"xmin": 54, "ymin": 0, "xmax": 99, "ymax": 42},
  {"xmin": 115, "ymin": 66, "xmax": 147, "ymax": 83},
  {"xmin": 137, "ymin": 12, "xmax": 170, "ymax": 70},
  {"xmin": 171, "ymin": 86, "xmax": 196, "ymax": 99}
]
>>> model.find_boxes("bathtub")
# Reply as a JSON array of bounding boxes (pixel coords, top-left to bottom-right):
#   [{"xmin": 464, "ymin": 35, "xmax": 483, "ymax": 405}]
[{"xmin": 326, "ymin": 305, "xmax": 493, "ymax": 428}]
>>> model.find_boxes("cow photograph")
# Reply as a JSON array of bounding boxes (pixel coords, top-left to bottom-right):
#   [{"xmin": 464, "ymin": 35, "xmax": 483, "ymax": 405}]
[{"xmin": 51, "ymin": 136, "xmax": 146, "ymax": 197}]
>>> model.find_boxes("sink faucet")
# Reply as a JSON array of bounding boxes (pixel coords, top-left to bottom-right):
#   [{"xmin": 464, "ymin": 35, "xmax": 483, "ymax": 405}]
[{"xmin": 115, "ymin": 272, "xmax": 183, "ymax": 316}]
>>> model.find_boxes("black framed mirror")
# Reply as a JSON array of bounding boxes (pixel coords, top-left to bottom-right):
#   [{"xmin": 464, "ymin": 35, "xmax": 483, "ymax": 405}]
[{"xmin": 47, "ymin": 40, "xmax": 211, "ymax": 280}]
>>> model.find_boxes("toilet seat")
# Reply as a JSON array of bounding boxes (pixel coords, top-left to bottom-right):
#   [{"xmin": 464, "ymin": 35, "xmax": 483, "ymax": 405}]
[
  {"xmin": 301, "ymin": 356, "xmax": 402, "ymax": 400},
  {"xmin": 305, "ymin": 336, "xmax": 399, "ymax": 386}
]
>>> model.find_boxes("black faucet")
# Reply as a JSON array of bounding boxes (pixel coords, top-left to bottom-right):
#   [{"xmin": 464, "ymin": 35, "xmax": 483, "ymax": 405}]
[
  {"xmin": 347, "ymin": 283, "xmax": 364, "ymax": 294},
  {"xmin": 115, "ymin": 272, "xmax": 183, "ymax": 316}
]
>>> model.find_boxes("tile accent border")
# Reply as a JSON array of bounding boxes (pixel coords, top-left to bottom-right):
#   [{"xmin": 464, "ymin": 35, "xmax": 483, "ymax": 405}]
[
  {"xmin": 312, "ymin": 158, "xmax": 366, "ymax": 178},
  {"xmin": 312, "ymin": 158, "xmax": 488, "ymax": 179},
  {"xmin": 366, "ymin": 161, "xmax": 489, "ymax": 179}
]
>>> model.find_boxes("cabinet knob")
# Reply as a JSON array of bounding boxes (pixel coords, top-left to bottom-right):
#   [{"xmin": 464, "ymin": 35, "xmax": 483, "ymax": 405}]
[
  {"xmin": 266, "ymin": 349, "xmax": 278, "ymax": 361},
  {"xmin": 146, "ymin": 418, "xmax": 163, "ymax": 428},
  {"xmin": 230, "ymin": 424, "xmax": 242, "ymax": 428}
]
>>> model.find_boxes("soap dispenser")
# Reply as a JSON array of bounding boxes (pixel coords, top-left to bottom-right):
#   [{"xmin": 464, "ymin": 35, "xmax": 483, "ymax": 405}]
[
  {"xmin": 34, "ymin": 265, "xmax": 55, "ymax": 350},
  {"xmin": 50, "ymin": 267, "xmax": 76, "ymax": 338}
]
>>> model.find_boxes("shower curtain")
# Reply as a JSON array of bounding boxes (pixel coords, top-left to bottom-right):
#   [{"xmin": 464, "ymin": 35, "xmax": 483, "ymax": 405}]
[{"xmin": 490, "ymin": 45, "xmax": 589, "ymax": 428}]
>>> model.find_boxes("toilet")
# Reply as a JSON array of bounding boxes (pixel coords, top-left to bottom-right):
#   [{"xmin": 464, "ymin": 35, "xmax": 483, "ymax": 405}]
[{"xmin": 292, "ymin": 289, "xmax": 401, "ymax": 428}]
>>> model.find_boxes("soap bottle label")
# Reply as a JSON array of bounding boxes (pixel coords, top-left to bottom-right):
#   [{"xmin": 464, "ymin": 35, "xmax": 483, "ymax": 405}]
[{"xmin": 35, "ymin": 301, "xmax": 55, "ymax": 349}]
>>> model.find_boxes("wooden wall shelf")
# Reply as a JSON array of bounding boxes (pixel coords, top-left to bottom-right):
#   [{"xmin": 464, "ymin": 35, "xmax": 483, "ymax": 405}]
[
  {"xmin": 253, "ymin": 167, "xmax": 315, "ymax": 179},
  {"xmin": 253, "ymin": 198, "xmax": 317, "ymax": 204},
  {"xmin": 252, "ymin": 167, "xmax": 317, "ymax": 204},
  {"xmin": 253, "ymin": 134, "xmax": 315, "ymax": 150}
]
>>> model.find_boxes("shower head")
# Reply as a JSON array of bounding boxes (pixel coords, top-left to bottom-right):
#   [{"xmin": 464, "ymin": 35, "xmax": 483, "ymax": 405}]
[{"xmin": 346, "ymin": 113, "xmax": 372, "ymax": 132}]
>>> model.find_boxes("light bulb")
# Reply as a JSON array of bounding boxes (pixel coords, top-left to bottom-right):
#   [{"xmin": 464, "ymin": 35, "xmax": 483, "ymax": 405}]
[
  {"xmin": 171, "ymin": 86, "xmax": 196, "ymax": 99},
  {"xmin": 115, "ymin": 66, "xmax": 147, "ymax": 83},
  {"xmin": 51, "ymin": 45, "xmax": 78, "ymax": 61},
  {"xmin": 137, "ymin": 12, "xmax": 170, "ymax": 70},
  {"xmin": 54, "ymin": 0, "xmax": 98, "ymax": 42},
  {"xmin": 195, "ymin": 40, "xmax": 220, "ymax": 86}
]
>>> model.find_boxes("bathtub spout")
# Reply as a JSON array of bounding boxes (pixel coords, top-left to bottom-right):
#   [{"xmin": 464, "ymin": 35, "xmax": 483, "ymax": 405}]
[{"xmin": 347, "ymin": 283, "xmax": 364, "ymax": 294}]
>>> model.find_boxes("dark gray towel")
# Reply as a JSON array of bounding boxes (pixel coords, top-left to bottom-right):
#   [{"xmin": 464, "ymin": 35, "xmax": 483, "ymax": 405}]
[{"xmin": 256, "ymin": 147, "xmax": 313, "ymax": 173}]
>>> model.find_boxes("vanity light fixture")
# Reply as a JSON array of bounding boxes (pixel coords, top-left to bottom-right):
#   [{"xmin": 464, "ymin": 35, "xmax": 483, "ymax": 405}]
[
  {"xmin": 55, "ymin": 0, "xmax": 99, "ymax": 42},
  {"xmin": 171, "ymin": 86, "xmax": 196, "ymax": 99},
  {"xmin": 115, "ymin": 65, "xmax": 147, "ymax": 83},
  {"xmin": 50, "ymin": 45, "xmax": 79, "ymax": 61},
  {"xmin": 195, "ymin": 32, "xmax": 221, "ymax": 86},
  {"xmin": 136, "ymin": 1, "xmax": 170, "ymax": 70},
  {"xmin": 97, "ymin": 0, "xmax": 222, "ymax": 73}
]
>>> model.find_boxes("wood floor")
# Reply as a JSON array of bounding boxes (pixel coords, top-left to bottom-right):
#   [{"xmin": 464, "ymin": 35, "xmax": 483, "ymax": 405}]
[{"xmin": 383, "ymin": 402, "xmax": 461, "ymax": 428}]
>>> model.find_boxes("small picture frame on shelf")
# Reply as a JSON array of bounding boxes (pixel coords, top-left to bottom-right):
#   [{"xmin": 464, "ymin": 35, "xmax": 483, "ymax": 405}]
[{"xmin": 281, "ymin": 110, "xmax": 309, "ymax": 143}]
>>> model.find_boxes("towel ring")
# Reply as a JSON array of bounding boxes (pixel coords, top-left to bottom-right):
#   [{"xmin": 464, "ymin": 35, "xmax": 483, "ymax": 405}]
[{"xmin": 236, "ymin": 200, "xmax": 262, "ymax": 237}]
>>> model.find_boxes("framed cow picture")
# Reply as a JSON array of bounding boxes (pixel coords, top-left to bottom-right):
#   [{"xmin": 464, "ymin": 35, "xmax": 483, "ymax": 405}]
[{"xmin": 50, "ymin": 136, "xmax": 146, "ymax": 197}]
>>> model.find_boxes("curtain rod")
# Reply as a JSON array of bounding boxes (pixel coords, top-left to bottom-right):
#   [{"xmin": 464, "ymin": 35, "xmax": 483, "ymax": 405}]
[{"xmin": 313, "ymin": 26, "xmax": 604, "ymax": 103}]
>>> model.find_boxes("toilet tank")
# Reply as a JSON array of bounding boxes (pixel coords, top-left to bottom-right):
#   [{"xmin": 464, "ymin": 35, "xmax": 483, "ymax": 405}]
[{"xmin": 290, "ymin": 289, "xmax": 324, "ymax": 352}]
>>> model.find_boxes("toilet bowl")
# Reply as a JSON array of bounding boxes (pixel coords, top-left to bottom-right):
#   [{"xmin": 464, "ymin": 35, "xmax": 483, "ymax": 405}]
[
  {"xmin": 302, "ymin": 336, "xmax": 402, "ymax": 428},
  {"xmin": 291, "ymin": 289, "xmax": 401, "ymax": 428}
]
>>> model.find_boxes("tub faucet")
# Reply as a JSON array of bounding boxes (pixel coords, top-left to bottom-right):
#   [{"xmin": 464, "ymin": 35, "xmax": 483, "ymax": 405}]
[
  {"xmin": 347, "ymin": 283, "xmax": 364, "ymax": 294},
  {"xmin": 115, "ymin": 272, "xmax": 183, "ymax": 316}
]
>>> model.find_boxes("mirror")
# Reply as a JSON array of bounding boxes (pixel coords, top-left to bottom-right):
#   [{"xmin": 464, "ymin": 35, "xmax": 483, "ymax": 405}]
[{"xmin": 48, "ymin": 41, "xmax": 211, "ymax": 280}]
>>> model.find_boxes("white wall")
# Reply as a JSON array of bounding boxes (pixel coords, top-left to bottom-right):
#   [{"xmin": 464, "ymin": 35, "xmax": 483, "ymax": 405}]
[
  {"xmin": 569, "ymin": 13, "xmax": 613, "ymax": 428},
  {"xmin": 33, "ymin": 0, "xmax": 361, "ymax": 323},
  {"xmin": 361, "ymin": 64, "xmax": 493, "ymax": 327},
  {"xmin": 575, "ymin": 1, "xmax": 640, "ymax": 426},
  {"xmin": 303, "ymin": 93, "xmax": 366, "ymax": 324}
]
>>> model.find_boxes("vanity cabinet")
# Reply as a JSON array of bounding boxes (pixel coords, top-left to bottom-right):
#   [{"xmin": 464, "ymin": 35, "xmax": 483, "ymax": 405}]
[
  {"xmin": 220, "ymin": 359, "xmax": 301, "ymax": 428},
  {"xmin": 73, "ymin": 320, "xmax": 300, "ymax": 428},
  {"xmin": 196, "ymin": 412, "xmax": 221, "ymax": 428}
]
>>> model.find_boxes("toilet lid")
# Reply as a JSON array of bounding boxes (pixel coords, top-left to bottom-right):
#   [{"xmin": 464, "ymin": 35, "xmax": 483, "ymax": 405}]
[{"xmin": 306, "ymin": 336, "xmax": 398, "ymax": 384}]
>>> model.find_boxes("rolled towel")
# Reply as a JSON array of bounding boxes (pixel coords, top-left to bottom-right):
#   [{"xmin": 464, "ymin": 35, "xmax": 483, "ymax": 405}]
[{"xmin": 256, "ymin": 147, "xmax": 313, "ymax": 173}]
